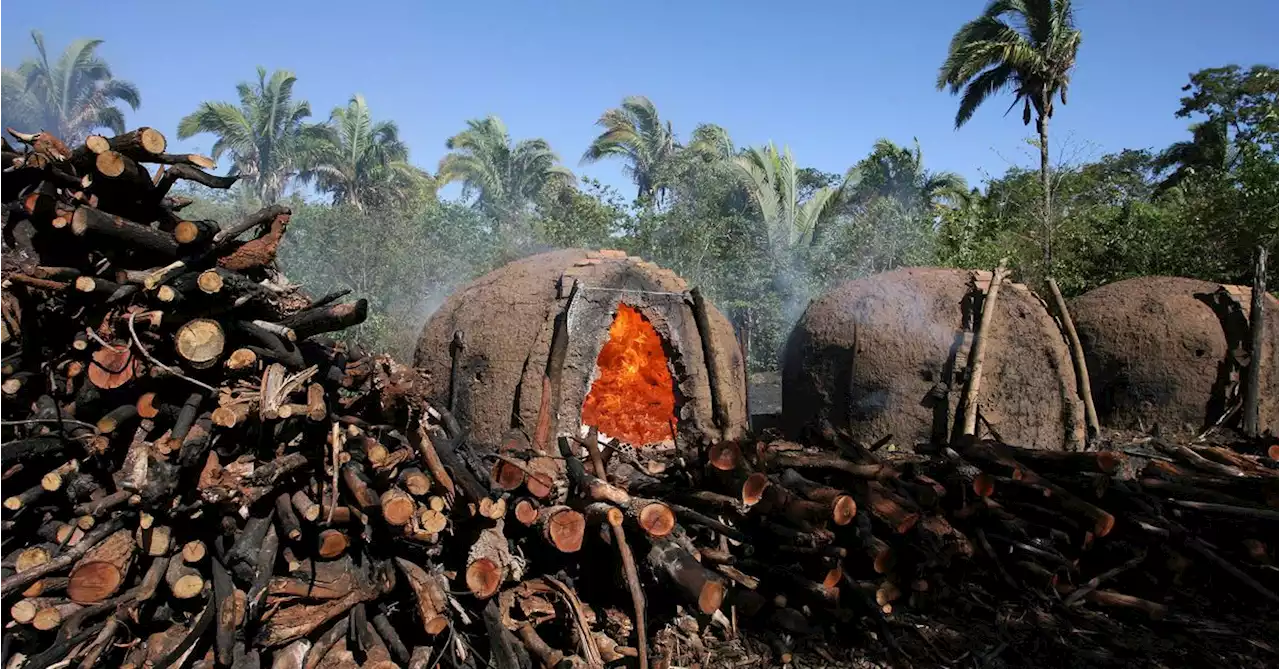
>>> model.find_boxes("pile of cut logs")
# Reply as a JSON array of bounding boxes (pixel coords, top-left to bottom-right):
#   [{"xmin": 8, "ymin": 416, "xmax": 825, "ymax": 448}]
[{"xmin": 2, "ymin": 126, "xmax": 1277, "ymax": 669}]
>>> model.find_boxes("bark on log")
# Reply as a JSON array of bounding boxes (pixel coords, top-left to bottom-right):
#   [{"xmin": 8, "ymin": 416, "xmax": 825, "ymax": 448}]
[
  {"xmin": 86, "ymin": 127, "xmax": 166, "ymax": 159},
  {"xmin": 70, "ymin": 206, "xmax": 178, "ymax": 259},
  {"xmin": 646, "ymin": 538, "xmax": 725, "ymax": 614},
  {"xmin": 394, "ymin": 558, "xmax": 449, "ymax": 636}
]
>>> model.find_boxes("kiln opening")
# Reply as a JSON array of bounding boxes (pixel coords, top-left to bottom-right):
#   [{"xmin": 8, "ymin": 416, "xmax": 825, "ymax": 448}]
[{"xmin": 580, "ymin": 304, "xmax": 677, "ymax": 445}]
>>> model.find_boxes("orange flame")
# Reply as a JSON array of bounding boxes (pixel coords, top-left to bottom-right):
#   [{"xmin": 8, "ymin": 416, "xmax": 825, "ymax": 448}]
[{"xmin": 581, "ymin": 304, "xmax": 676, "ymax": 445}]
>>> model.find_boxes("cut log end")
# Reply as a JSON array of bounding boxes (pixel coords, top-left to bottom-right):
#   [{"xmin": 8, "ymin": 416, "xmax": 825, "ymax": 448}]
[
  {"xmin": 698, "ymin": 581, "xmax": 725, "ymax": 615},
  {"xmin": 973, "ymin": 473, "xmax": 996, "ymax": 498},
  {"xmin": 175, "ymin": 318, "xmax": 225, "ymax": 369},
  {"xmin": 424, "ymin": 616, "xmax": 449, "ymax": 635},
  {"xmin": 742, "ymin": 472, "xmax": 769, "ymax": 507},
  {"xmin": 543, "ymin": 508, "xmax": 586, "ymax": 553},
  {"xmin": 94, "ymin": 151, "xmax": 127, "ymax": 178},
  {"xmin": 380, "ymin": 489, "xmax": 416, "ymax": 527},
  {"xmin": 638, "ymin": 502, "xmax": 676, "ymax": 538},
  {"xmin": 513, "ymin": 499, "xmax": 539, "ymax": 526},
  {"xmin": 492, "ymin": 460, "xmax": 526, "ymax": 491},
  {"xmin": 465, "ymin": 558, "xmax": 502, "ymax": 599},
  {"xmin": 137, "ymin": 392, "xmax": 160, "ymax": 419},
  {"xmin": 526, "ymin": 472, "xmax": 554, "ymax": 500},
  {"xmin": 831, "ymin": 494, "xmax": 857, "ymax": 526},
  {"xmin": 67, "ymin": 562, "xmax": 123, "ymax": 604},
  {"xmin": 419, "ymin": 508, "xmax": 448, "ymax": 534},
  {"xmin": 400, "ymin": 470, "xmax": 432, "ymax": 497},
  {"xmin": 182, "ymin": 541, "xmax": 207, "ymax": 563},
  {"xmin": 317, "ymin": 529, "xmax": 349, "ymax": 559},
  {"xmin": 1094, "ymin": 512, "xmax": 1116, "ymax": 538},
  {"xmin": 197, "ymin": 270, "xmax": 223, "ymax": 294},
  {"xmin": 85, "ymin": 135, "xmax": 110, "ymax": 154},
  {"xmin": 226, "ymin": 347, "xmax": 257, "ymax": 370},
  {"xmin": 708, "ymin": 442, "xmax": 742, "ymax": 471},
  {"xmin": 171, "ymin": 574, "xmax": 205, "ymax": 599}
]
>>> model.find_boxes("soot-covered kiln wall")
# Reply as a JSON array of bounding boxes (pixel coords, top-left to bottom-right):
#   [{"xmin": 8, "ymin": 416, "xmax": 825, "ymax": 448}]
[
  {"xmin": 782, "ymin": 267, "xmax": 1085, "ymax": 451},
  {"xmin": 1069, "ymin": 276, "xmax": 1278, "ymax": 436},
  {"xmin": 414, "ymin": 249, "xmax": 748, "ymax": 451}
]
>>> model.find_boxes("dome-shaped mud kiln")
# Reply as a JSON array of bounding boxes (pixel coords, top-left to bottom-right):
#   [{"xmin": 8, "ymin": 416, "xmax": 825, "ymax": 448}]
[
  {"xmin": 1069, "ymin": 276, "xmax": 1278, "ymax": 436},
  {"xmin": 414, "ymin": 249, "xmax": 748, "ymax": 452},
  {"xmin": 783, "ymin": 267, "xmax": 1084, "ymax": 451}
]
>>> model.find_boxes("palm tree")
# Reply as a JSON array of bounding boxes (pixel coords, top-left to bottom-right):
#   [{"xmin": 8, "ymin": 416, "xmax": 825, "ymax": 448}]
[
  {"xmin": 438, "ymin": 115, "xmax": 574, "ymax": 232},
  {"xmin": 301, "ymin": 94, "xmax": 433, "ymax": 210},
  {"xmin": 686, "ymin": 123, "xmax": 735, "ymax": 160},
  {"xmin": 1, "ymin": 30, "xmax": 140, "ymax": 146},
  {"xmin": 848, "ymin": 139, "xmax": 968, "ymax": 211},
  {"xmin": 730, "ymin": 143, "xmax": 842, "ymax": 258},
  {"xmin": 937, "ymin": 0, "xmax": 1081, "ymax": 270},
  {"xmin": 582, "ymin": 96, "xmax": 677, "ymax": 200},
  {"xmin": 177, "ymin": 67, "xmax": 320, "ymax": 203},
  {"xmin": 2, "ymin": 71, "xmax": 41, "ymax": 132},
  {"xmin": 1152, "ymin": 119, "xmax": 1234, "ymax": 196}
]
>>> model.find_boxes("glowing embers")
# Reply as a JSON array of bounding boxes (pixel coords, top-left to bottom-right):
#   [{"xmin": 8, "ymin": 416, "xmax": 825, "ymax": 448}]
[{"xmin": 580, "ymin": 304, "xmax": 676, "ymax": 445}]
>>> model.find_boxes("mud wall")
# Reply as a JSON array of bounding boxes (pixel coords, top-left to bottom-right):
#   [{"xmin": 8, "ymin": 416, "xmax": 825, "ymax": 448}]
[
  {"xmin": 782, "ymin": 267, "xmax": 1084, "ymax": 451},
  {"xmin": 1069, "ymin": 276, "xmax": 1279, "ymax": 436},
  {"xmin": 414, "ymin": 249, "xmax": 748, "ymax": 451}
]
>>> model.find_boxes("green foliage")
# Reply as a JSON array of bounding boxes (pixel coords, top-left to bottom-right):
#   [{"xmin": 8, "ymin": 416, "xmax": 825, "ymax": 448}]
[
  {"xmin": 278, "ymin": 200, "xmax": 502, "ymax": 359},
  {"xmin": 17, "ymin": 26, "xmax": 1270, "ymax": 373},
  {"xmin": 939, "ymin": 0, "xmax": 1083, "ymax": 272},
  {"xmin": 2, "ymin": 30, "xmax": 141, "ymax": 145},
  {"xmin": 937, "ymin": 0, "xmax": 1081, "ymax": 130},
  {"xmin": 302, "ymin": 94, "xmax": 434, "ymax": 211},
  {"xmin": 437, "ymin": 115, "xmax": 575, "ymax": 247},
  {"xmin": 177, "ymin": 67, "xmax": 322, "ymax": 203},
  {"xmin": 534, "ymin": 178, "xmax": 628, "ymax": 249},
  {"xmin": 582, "ymin": 96, "xmax": 678, "ymax": 200}
]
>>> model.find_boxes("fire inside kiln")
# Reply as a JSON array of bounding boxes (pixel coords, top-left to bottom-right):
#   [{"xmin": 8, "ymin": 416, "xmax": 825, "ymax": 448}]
[{"xmin": 580, "ymin": 304, "xmax": 677, "ymax": 445}]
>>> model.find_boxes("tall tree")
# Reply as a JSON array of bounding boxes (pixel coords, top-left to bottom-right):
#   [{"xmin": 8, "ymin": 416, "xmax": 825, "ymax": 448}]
[
  {"xmin": 847, "ymin": 138, "xmax": 967, "ymax": 211},
  {"xmin": 938, "ymin": 0, "xmax": 1081, "ymax": 271},
  {"xmin": 1152, "ymin": 119, "xmax": 1233, "ymax": 195},
  {"xmin": 302, "ymin": 94, "xmax": 433, "ymax": 210},
  {"xmin": 438, "ymin": 115, "xmax": 574, "ymax": 234},
  {"xmin": 582, "ymin": 96, "xmax": 677, "ymax": 200},
  {"xmin": 177, "ymin": 67, "xmax": 320, "ymax": 203},
  {"xmin": 1, "ymin": 30, "xmax": 140, "ymax": 145},
  {"xmin": 686, "ymin": 123, "xmax": 736, "ymax": 160},
  {"xmin": 731, "ymin": 143, "xmax": 842, "ymax": 258}
]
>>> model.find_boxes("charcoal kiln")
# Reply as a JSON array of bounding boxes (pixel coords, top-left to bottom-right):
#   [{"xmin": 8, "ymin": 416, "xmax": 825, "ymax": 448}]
[
  {"xmin": 1070, "ymin": 276, "xmax": 1279, "ymax": 436},
  {"xmin": 783, "ymin": 267, "xmax": 1085, "ymax": 451},
  {"xmin": 414, "ymin": 249, "xmax": 748, "ymax": 451}
]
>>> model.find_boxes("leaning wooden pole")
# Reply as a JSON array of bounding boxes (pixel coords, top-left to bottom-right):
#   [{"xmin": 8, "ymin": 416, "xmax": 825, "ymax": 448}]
[
  {"xmin": 1047, "ymin": 277, "xmax": 1100, "ymax": 442},
  {"xmin": 958, "ymin": 260, "xmax": 1010, "ymax": 440},
  {"xmin": 1242, "ymin": 246, "xmax": 1269, "ymax": 438}
]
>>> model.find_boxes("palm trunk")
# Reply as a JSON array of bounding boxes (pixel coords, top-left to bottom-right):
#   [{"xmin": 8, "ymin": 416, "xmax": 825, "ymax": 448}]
[{"xmin": 1037, "ymin": 99, "xmax": 1052, "ymax": 275}]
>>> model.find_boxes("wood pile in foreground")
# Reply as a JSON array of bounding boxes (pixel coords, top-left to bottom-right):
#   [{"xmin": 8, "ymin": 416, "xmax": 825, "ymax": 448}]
[{"xmin": 2, "ymin": 127, "xmax": 1277, "ymax": 668}]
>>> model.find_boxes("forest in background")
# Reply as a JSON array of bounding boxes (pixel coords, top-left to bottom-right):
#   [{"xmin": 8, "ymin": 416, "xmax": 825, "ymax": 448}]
[{"xmin": 3, "ymin": 1, "xmax": 1277, "ymax": 370}]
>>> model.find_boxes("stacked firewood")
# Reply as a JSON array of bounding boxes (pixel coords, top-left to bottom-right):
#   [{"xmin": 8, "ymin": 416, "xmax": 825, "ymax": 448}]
[{"xmin": 2, "ymin": 126, "xmax": 1276, "ymax": 668}]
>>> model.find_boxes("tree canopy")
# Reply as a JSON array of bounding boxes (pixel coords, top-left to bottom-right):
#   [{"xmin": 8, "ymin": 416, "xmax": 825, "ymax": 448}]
[{"xmin": 2, "ymin": 23, "xmax": 1273, "ymax": 372}]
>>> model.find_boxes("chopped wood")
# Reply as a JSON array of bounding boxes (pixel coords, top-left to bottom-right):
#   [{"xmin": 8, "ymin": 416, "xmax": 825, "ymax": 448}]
[
  {"xmin": 67, "ymin": 528, "xmax": 135, "ymax": 603},
  {"xmin": 0, "ymin": 126, "xmax": 1275, "ymax": 668}
]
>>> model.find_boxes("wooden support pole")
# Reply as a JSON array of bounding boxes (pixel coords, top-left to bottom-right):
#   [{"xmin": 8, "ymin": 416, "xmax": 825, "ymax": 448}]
[
  {"xmin": 958, "ymin": 260, "xmax": 1009, "ymax": 440},
  {"xmin": 1243, "ymin": 246, "xmax": 1268, "ymax": 437},
  {"xmin": 1047, "ymin": 277, "xmax": 1100, "ymax": 441}
]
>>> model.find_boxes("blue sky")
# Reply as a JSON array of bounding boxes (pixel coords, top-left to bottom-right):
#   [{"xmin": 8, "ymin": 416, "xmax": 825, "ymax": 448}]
[{"xmin": 3, "ymin": 0, "xmax": 1277, "ymax": 198}]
